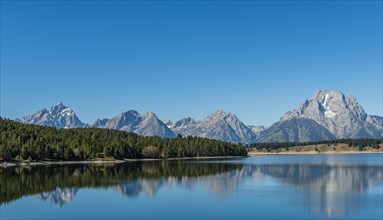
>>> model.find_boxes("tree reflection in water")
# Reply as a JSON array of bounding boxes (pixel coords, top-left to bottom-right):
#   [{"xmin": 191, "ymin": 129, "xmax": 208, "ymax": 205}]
[{"xmin": 0, "ymin": 161, "xmax": 243, "ymax": 205}]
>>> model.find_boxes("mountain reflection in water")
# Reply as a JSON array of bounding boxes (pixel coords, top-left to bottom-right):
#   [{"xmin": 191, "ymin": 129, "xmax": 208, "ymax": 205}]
[
  {"xmin": 1, "ymin": 159, "xmax": 382, "ymax": 218},
  {"xmin": 255, "ymin": 164, "xmax": 383, "ymax": 217},
  {"xmin": 35, "ymin": 188, "xmax": 78, "ymax": 207}
]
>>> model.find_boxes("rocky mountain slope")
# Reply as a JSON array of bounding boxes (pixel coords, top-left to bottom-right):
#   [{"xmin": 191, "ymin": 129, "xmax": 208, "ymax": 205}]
[
  {"xmin": 164, "ymin": 117, "xmax": 198, "ymax": 136},
  {"xmin": 280, "ymin": 90, "xmax": 382, "ymax": 139},
  {"xmin": 248, "ymin": 125, "xmax": 265, "ymax": 137},
  {"xmin": 256, "ymin": 118, "xmax": 336, "ymax": 142},
  {"xmin": 92, "ymin": 111, "xmax": 176, "ymax": 138},
  {"xmin": 168, "ymin": 110, "xmax": 257, "ymax": 144}
]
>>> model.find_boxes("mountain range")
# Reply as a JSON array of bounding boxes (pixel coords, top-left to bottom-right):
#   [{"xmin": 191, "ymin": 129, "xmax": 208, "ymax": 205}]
[{"xmin": 15, "ymin": 90, "xmax": 382, "ymax": 143}]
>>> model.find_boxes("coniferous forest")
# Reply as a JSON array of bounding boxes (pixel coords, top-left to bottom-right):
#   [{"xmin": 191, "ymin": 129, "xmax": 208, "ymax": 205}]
[{"xmin": 0, "ymin": 118, "xmax": 247, "ymax": 161}]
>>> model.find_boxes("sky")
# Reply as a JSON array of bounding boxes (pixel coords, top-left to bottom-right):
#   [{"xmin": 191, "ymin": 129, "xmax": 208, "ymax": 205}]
[{"xmin": 1, "ymin": 0, "xmax": 382, "ymax": 126}]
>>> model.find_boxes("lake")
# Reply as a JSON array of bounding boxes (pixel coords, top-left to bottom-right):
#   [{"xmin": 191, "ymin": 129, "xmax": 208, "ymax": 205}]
[{"xmin": 1, "ymin": 154, "xmax": 382, "ymax": 219}]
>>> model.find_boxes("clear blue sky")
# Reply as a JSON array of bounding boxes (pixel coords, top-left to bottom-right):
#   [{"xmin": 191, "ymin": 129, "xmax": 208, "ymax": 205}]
[{"xmin": 1, "ymin": 0, "xmax": 382, "ymax": 126}]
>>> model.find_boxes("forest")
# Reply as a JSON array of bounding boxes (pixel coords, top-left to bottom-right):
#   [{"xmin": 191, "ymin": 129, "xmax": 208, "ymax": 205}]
[{"xmin": 0, "ymin": 117, "xmax": 247, "ymax": 161}]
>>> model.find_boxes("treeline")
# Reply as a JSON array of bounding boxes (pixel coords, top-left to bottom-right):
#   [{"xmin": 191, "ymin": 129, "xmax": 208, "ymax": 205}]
[
  {"xmin": 250, "ymin": 138, "xmax": 383, "ymax": 150},
  {"xmin": 0, "ymin": 118, "xmax": 247, "ymax": 161}
]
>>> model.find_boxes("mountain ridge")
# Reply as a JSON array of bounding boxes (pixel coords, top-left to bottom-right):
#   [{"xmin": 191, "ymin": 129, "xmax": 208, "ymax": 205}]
[{"xmin": 14, "ymin": 90, "xmax": 382, "ymax": 143}]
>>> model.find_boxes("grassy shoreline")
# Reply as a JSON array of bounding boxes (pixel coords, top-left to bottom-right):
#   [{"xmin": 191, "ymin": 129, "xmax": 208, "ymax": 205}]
[
  {"xmin": 0, "ymin": 156, "xmax": 247, "ymax": 168},
  {"xmin": 248, "ymin": 143, "xmax": 383, "ymax": 155}
]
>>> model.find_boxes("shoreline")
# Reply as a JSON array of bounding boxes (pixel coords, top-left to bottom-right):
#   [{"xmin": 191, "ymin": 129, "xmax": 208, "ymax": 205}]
[
  {"xmin": 248, "ymin": 151, "xmax": 383, "ymax": 155},
  {"xmin": 248, "ymin": 143, "xmax": 383, "ymax": 155},
  {"xmin": 0, "ymin": 156, "xmax": 246, "ymax": 168}
]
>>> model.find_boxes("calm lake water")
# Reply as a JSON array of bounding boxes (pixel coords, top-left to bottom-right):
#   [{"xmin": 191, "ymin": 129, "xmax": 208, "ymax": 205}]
[{"xmin": 1, "ymin": 154, "xmax": 382, "ymax": 219}]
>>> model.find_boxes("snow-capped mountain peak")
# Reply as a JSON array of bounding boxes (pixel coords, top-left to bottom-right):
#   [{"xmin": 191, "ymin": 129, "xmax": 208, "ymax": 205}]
[
  {"xmin": 18, "ymin": 102, "xmax": 86, "ymax": 128},
  {"xmin": 279, "ymin": 90, "xmax": 381, "ymax": 139},
  {"xmin": 50, "ymin": 102, "xmax": 70, "ymax": 115}
]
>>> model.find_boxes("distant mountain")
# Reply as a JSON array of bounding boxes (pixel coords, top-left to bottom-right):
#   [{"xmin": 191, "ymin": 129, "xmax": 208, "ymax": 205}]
[
  {"xmin": 92, "ymin": 110, "xmax": 141, "ymax": 131},
  {"xmin": 257, "ymin": 118, "xmax": 336, "ymax": 142},
  {"xmin": 366, "ymin": 115, "xmax": 383, "ymax": 134},
  {"xmin": 92, "ymin": 111, "xmax": 176, "ymax": 138},
  {"xmin": 169, "ymin": 110, "xmax": 257, "ymax": 144},
  {"xmin": 135, "ymin": 112, "xmax": 176, "ymax": 138},
  {"xmin": 17, "ymin": 102, "xmax": 86, "ymax": 128},
  {"xmin": 280, "ymin": 90, "xmax": 382, "ymax": 139},
  {"xmin": 248, "ymin": 125, "xmax": 265, "ymax": 137},
  {"xmin": 164, "ymin": 117, "xmax": 198, "ymax": 136}
]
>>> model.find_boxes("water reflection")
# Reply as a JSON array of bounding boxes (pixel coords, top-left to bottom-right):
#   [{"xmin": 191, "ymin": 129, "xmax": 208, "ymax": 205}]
[
  {"xmin": 35, "ymin": 188, "xmax": 78, "ymax": 207},
  {"xmin": 256, "ymin": 164, "xmax": 383, "ymax": 217},
  {"xmin": 0, "ymin": 161, "xmax": 243, "ymax": 205},
  {"xmin": 1, "ymin": 160, "xmax": 382, "ymax": 218}
]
